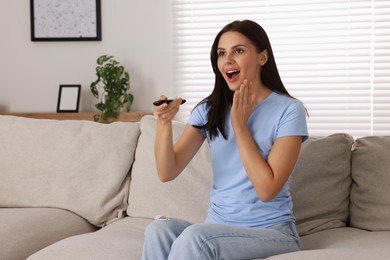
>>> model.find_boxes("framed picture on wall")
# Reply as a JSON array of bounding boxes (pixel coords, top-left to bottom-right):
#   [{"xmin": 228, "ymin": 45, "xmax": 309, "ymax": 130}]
[
  {"xmin": 30, "ymin": 0, "xmax": 101, "ymax": 41},
  {"xmin": 57, "ymin": 85, "xmax": 81, "ymax": 112}
]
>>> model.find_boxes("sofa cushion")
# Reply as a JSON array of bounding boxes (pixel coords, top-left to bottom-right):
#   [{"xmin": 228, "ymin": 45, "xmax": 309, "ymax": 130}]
[
  {"xmin": 266, "ymin": 247, "xmax": 390, "ymax": 260},
  {"xmin": 0, "ymin": 208, "xmax": 96, "ymax": 260},
  {"xmin": 0, "ymin": 115, "xmax": 140, "ymax": 226},
  {"xmin": 127, "ymin": 115, "xmax": 213, "ymax": 223},
  {"xmin": 350, "ymin": 136, "xmax": 390, "ymax": 231},
  {"xmin": 266, "ymin": 228, "xmax": 390, "ymax": 260},
  {"xmin": 28, "ymin": 217, "xmax": 150, "ymax": 260},
  {"xmin": 300, "ymin": 227, "xmax": 390, "ymax": 250},
  {"xmin": 289, "ymin": 134, "xmax": 354, "ymax": 236}
]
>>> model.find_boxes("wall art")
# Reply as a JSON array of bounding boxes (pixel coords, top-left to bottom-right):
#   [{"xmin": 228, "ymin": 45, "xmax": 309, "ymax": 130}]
[{"xmin": 30, "ymin": 0, "xmax": 101, "ymax": 41}]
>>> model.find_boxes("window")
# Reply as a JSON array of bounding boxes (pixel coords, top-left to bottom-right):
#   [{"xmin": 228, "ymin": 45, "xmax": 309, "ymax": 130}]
[{"xmin": 172, "ymin": 0, "xmax": 390, "ymax": 136}]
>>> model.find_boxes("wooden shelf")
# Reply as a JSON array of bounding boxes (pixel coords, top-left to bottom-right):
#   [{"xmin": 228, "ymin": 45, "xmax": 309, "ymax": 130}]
[{"xmin": 0, "ymin": 112, "xmax": 152, "ymax": 122}]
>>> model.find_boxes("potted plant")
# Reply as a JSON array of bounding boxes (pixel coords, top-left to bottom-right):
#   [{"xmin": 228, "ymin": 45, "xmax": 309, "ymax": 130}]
[{"xmin": 90, "ymin": 55, "xmax": 134, "ymax": 123}]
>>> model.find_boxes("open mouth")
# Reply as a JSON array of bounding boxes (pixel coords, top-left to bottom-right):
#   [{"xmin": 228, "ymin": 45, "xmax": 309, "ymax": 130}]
[{"xmin": 226, "ymin": 70, "xmax": 240, "ymax": 79}]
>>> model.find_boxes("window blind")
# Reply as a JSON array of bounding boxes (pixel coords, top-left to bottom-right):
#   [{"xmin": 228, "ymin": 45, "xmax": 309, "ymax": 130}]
[{"xmin": 172, "ymin": 0, "xmax": 390, "ymax": 136}]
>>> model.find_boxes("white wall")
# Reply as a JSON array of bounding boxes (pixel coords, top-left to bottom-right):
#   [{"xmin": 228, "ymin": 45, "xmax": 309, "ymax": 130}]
[{"xmin": 0, "ymin": 0, "xmax": 173, "ymax": 112}]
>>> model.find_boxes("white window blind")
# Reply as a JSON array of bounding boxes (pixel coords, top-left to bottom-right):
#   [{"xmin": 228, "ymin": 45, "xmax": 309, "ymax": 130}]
[{"xmin": 172, "ymin": 0, "xmax": 390, "ymax": 137}]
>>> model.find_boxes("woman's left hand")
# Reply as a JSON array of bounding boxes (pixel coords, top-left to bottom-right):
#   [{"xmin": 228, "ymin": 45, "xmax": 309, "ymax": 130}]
[{"xmin": 231, "ymin": 79, "xmax": 256, "ymax": 133}]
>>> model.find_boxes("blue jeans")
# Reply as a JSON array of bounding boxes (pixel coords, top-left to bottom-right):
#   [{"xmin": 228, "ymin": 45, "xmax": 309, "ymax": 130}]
[{"xmin": 141, "ymin": 216, "xmax": 302, "ymax": 260}]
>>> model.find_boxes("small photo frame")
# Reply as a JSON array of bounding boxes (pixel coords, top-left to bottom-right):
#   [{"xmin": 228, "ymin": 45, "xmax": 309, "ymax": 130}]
[
  {"xmin": 30, "ymin": 0, "xmax": 101, "ymax": 41},
  {"xmin": 57, "ymin": 85, "xmax": 81, "ymax": 113}
]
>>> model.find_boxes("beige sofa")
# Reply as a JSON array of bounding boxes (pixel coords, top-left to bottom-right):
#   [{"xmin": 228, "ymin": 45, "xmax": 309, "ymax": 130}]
[{"xmin": 1, "ymin": 114, "xmax": 389, "ymax": 260}]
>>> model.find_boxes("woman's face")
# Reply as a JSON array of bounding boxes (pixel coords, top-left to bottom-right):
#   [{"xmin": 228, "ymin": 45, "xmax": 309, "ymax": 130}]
[{"xmin": 217, "ymin": 31, "xmax": 264, "ymax": 91}]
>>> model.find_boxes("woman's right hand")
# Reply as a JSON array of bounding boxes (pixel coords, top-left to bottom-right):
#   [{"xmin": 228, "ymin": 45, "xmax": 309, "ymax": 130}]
[{"xmin": 154, "ymin": 95, "xmax": 183, "ymax": 122}]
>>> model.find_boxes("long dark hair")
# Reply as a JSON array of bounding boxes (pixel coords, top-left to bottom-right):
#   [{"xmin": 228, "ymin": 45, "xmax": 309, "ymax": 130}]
[{"xmin": 194, "ymin": 20, "xmax": 294, "ymax": 140}]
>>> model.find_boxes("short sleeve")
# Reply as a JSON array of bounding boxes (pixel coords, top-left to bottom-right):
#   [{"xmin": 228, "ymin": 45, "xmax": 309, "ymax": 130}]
[
  {"xmin": 187, "ymin": 103, "xmax": 209, "ymax": 138},
  {"xmin": 277, "ymin": 101, "xmax": 308, "ymax": 142}
]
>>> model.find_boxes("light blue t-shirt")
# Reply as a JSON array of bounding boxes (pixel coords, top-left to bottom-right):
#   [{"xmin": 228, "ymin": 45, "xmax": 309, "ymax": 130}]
[{"xmin": 187, "ymin": 91, "xmax": 308, "ymax": 228}]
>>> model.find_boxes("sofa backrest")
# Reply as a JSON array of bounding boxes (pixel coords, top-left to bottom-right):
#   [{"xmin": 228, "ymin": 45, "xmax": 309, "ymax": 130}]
[
  {"xmin": 127, "ymin": 116, "xmax": 390, "ymax": 235},
  {"xmin": 289, "ymin": 134, "xmax": 354, "ymax": 236},
  {"xmin": 0, "ymin": 115, "xmax": 140, "ymax": 227},
  {"xmin": 127, "ymin": 116, "xmax": 358, "ymax": 232},
  {"xmin": 127, "ymin": 115, "xmax": 213, "ymax": 223}
]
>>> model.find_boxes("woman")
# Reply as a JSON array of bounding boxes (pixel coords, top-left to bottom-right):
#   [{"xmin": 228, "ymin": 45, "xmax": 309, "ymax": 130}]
[{"xmin": 142, "ymin": 20, "xmax": 308, "ymax": 260}]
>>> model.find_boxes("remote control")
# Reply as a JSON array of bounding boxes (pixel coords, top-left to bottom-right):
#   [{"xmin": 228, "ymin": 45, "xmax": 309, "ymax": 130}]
[{"xmin": 153, "ymin": 99, "xmax": 186, "ymax": 106}]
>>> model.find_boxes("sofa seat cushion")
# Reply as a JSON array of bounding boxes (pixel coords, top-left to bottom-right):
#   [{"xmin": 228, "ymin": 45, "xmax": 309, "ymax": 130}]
[
  {"xmin": 265, "ymin": 227, "xmax": 390, "ymax": 259},
  {"xmin": 127, "ymin": 115, "xmax": 213, "ymax": 223},
  {"xmin": 300, "ymin": 227, "xmax": 390, "ymax": 250},
  {"xmin": 0, "ymin": 116, "xmax": 140, "ymax": 226},
  {"xmin": 289, "ymin": 134, "xmax": 354, "ymax": 236},
  {"xmin": 0, "ymin": 208, "xmax": 96, "ymax": 260},
  {"xmin": 350, "ymin": 136, "xmax": 390, "ymax": 231},
  {"xmin": 28, "ymin": 217, "xmax": 152, "ymax": 260},
  {"xmin": 266, "ymin": 248, "xmax": 390, "ymax": 260}
]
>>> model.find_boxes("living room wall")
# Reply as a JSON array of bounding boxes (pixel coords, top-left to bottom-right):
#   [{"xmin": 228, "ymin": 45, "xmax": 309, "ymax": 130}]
[{"xmin": 0, "ymin": 0, "xmax": 173, "ymax": 113}]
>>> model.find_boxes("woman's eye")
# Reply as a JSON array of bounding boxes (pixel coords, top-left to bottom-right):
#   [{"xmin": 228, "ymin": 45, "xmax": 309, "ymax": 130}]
[
  {"xmin": 218, "ymin": 51, "xmax": 225, "ymax": 57},
  {"xmin": 235, "ymin": 48, "xmax": 244, "ymax": 54}
]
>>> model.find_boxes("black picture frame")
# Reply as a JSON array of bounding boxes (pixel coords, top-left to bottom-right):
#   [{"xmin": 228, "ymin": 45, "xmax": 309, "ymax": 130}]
[
  {"xmin": 57, "ymin": 85, "xmax": 81, "ymax": 113},
  {"xmin": 30, "ymin": 0, "xmax": 101, "ymax": 41}
]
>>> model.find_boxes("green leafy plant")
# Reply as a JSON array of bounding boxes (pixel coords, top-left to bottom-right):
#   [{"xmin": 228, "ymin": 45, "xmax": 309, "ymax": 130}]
[{"xmin": 90, "ymin": 55, "xmax": 134, "ymax": 123}]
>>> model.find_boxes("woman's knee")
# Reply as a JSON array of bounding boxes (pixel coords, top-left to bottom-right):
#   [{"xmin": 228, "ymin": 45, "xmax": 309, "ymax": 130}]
[
  {"xmin": 145, "ymin": 218, "xmax": 171, "ymax": 237},
  {"xmin": 144, "ymin": 217, "xmax": 192, "ymax": 240},
  {"xmin": 170, "ymin": 224, "xmax": 216, "ymax": 258},
  {"xmin": 173, "ymin": 224, "xmax": 210, "ymax": 247}
]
